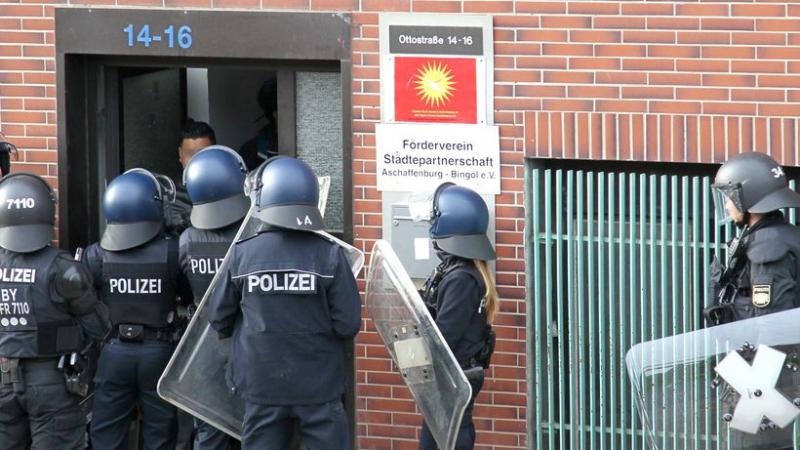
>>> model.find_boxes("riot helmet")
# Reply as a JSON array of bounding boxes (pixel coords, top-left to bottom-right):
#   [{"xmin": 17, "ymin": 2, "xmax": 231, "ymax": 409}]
[
  {"xmin": 183, "ymin": 145, "xmax": 249, "ymax": 230},
  {"xmin": 244, "ymin": 156, "xmax": 323, "ymax": 231},
  {"xmin": 712, "ymin": 152, "xmax": 800, "ymax": 225},
  {"xmin": 410, "ymin": 182, "xmax": 495, "ymax": 260},
  {"xmin": 0, "ymin": 173, "xmax": 55, "ymax": 253},
  {"xmin": 100, "ymin": 168, "xmax": 166, "ymax": 251}
]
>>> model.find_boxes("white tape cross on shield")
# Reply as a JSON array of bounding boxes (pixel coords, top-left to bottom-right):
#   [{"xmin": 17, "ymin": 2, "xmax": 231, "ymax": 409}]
[{"xmin": 715, "ymin": 344, "xmax": 800, "ymax": 434}]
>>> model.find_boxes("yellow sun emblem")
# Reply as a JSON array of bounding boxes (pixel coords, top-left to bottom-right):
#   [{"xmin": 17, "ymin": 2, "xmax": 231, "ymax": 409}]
[{"xmin": 413, "ymin": 61, "xmax": 456, "ymax": 108}]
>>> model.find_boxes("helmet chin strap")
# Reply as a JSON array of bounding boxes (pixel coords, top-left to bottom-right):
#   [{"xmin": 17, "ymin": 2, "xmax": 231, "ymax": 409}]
[{"xmin": 734, "ymin": 212, "xmax": 750, "ymax": 229}]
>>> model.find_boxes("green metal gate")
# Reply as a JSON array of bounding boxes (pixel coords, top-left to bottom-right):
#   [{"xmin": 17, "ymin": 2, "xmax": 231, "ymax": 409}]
[{"xmin": 524, "ymin": 161, "xmax": 799, "ymax": 449}]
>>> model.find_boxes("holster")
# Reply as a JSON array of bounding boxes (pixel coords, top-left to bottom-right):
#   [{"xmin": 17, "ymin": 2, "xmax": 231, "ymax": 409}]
[
  {"xmin": 703, "ymin": 302, "xmax": 735, "ymax": 327},
  {"xmin": 0, "ymin": 357, "xmax": 24, "ymax": 394},
  {"xmin": 58, "ymin": 352, "xmax": 90, "ymax": 396}
]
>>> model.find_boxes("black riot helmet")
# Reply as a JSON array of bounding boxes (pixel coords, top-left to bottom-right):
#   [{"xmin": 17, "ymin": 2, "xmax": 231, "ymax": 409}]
[
  {"xmin": 712, "ymin": 152, "xmax": 800, "ymax": 225},
  {"xmin": 101, "ymin": 168, "xmax": 166, "ymax": 251},
  {"xmin": 0, "ymin": 173, "xmax": 55, "ymax": 253},
  {"xmin": 244, "ymin": 156, "xmax": 323, "ymax": 231},
  {"xmin": 410, "ymin": 182, "xmax": 495, "ymax": 261}
]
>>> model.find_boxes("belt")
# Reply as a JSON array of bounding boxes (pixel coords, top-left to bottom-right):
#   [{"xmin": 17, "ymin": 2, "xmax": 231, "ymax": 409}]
[
  {"xmin": 0, "ymin": 357, "xmax": 59, "ymax": 370},
  {"xmin": 110, "ymin": 325, "xmax": 177, "ymax": 343}
]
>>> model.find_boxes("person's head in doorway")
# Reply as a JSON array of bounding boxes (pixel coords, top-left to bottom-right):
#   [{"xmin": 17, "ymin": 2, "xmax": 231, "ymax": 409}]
[{"xmin": 178, "ymin": 119, "xmax": 216, "ymax": 168}]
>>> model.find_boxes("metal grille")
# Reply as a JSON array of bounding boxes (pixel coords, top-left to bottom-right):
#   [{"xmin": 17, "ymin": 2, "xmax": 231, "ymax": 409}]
[{"xmin": 524, "ymin": 163, "xmax": 800, "ymax": 449}]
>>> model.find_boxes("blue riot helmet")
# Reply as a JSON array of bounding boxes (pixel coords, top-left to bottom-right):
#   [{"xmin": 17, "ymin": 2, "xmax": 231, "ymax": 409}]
[
  {"xmin": 429, "ymin": 183, "xmax": 495, "ymax": 261},
  {"xmin": 247, "ymin": 156, "xmax": 323, "ymax": 231},
  {"xmin": 100, "ymin": 168, "xmax": 165, "ymax": 251},
  {"xmin": 0, "ymin": 173, "xmax": 55, "ymax": 253},
  {"xmin": 183, "ymin": 145, "xmax": 249, "ymax": 230}
]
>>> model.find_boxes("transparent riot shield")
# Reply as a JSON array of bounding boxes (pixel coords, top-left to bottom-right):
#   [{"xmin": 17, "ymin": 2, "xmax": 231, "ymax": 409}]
[
  {"xmin": 626, "ymin": 308, "xmax": 800, "ymax": 450},
  {"xmin": 364, "ymin": 240, "xmax": 472, "ymax": 450},
  {"xmin": 158, "ymin": 176, "xmax": 362, "ymax": 439}
]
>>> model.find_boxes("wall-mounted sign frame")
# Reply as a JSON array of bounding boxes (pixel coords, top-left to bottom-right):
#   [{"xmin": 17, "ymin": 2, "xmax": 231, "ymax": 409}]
[{"xmin": 379, "ymin": 13, "xmax": 493, "ymax": 125}]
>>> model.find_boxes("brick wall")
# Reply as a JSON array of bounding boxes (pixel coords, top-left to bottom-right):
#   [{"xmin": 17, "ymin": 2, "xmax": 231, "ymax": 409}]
[{"xmin": 2, "ymin": 1, "xmax": 800, "ymax": 449}]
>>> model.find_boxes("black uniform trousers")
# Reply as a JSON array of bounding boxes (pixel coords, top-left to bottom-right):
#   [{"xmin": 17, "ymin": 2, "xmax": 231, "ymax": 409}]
[
  {"xmin": 242, "ymin": 399, "xmax": 348, "ymax": 450},
  {"xmin": 419, "ymin": 371, "xmax": 484, "ymax": 450},
  {"xmin": 90, "ymin": 338, "xmax": 177, "ymax": 450},
  {"xmin": 0, "ymin": 358, "xmax": 85, "ymax": 450},
  {"xmin": 195, "ymin": 417, "xmax": 236, "ymax": 450}
]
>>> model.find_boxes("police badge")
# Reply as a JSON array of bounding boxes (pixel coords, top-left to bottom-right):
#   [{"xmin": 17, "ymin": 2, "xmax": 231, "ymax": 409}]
[{"xmin": 752, "ymin": 284, "xmax": 772, "ymax": 308}]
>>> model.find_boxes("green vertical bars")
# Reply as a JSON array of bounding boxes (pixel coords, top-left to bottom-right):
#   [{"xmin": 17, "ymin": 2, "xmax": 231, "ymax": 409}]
[
  {"xmin": 529, "ymin": 165, "xmax": 543, "ymax": 450},
  {"xmin": 544, "ymin": 168, "xmax": 555, "ymax": 449},
  {"xmin": 598, "ymin": 172, "xmax": 607, "ymax": 450},
  {"xmin": 691, "ymin": 176, "xmax": 701, "ymax": 450},
  {"xmin": 576, "ymin": 170, "xmax": 587, "ymax": 450},
  {"xmin": 588, "ymin": 171, "xmax": 597, "ymax": 450},
  {"xmin": 627, "ymin": 172, "xmax": 637, "ymax": 450},
  {"xmin": 566, "ymin": 170, "xmax": 577, "ymax": 448},
  {"xmin": 617, "ymin": 172, "xmax": 627, "ymax": 450},
  {"xmin": 555, "ymin": 169, "xmax": 566, "ymax": 450},
  {"xmin": 638, "ymin": 173, "xmax": 648, "ymax": 450},
  {"xmin": 527, "ymin": 167, "xmax": 736, "ymax": 450}
]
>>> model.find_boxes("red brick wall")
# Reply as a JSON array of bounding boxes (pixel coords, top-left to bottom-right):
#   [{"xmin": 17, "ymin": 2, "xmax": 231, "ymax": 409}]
[{"xmin": 2, "ymin": 1, "xmax": 800, "ymax": 449}]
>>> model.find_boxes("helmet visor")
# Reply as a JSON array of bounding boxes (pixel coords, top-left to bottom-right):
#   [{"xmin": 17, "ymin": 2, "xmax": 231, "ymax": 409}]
[{"xmin": 711, "ymin": 183, "xmax": 744, "ymax": 226}]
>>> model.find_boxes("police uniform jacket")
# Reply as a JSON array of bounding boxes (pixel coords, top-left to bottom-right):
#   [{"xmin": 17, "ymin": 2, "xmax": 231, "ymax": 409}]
[
  {"xmin": 207, "ymin": 229, "xmax": 361, "ymax": 405},
  {"xmin": 83, "ymin": 235, "xmax": 191, "ymax": 330},
  {"xmin": 179, "ymin": 223, "xmax": 239, "ymax": 306},
  {"xmin": 710, "ymin": 213, "xmax": 800, "ymax": 321},
  {"xmin": 0, "ymin": 246, "xmax": 110, "ymax": 358},
  {"xmin": 432, "ymin": 255, "xmax": 488, "ymax": 366}
]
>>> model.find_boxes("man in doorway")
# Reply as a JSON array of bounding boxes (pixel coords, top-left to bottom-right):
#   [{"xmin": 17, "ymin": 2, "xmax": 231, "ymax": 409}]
[
  {"xmin": 168, "ymin": 119, "xmax": 217, "ymax": 237},
  {"xmin": 179, "ymin": 119, "xmax": 216, "ymax": 168},
  {"xmin": 238, "ymin": 78, "xmax": 278, "ymax": 171},
  {"xmin": 173, "ymin": 118, "xmax": 217, "ymax": 449}
]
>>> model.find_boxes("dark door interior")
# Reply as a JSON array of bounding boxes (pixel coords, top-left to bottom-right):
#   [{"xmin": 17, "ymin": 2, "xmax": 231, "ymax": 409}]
[{"xmin": 120, "ymin": 67, "xmax": 185, "ymax": 181}]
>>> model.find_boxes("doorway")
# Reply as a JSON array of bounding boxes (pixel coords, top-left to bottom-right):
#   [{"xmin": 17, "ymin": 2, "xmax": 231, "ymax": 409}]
[{"xmin": 56, "ymin": 8, "xmax": 354, "ymax": 447}]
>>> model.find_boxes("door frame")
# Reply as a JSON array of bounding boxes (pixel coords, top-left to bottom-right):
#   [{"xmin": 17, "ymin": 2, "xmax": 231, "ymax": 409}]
[
  {"xmin": 56, "ymin": 8, "xmax": 353, "ymax": 250},
  {"xmin": 55, "ymin": 8, "xmax": 355, "ymax": 445}
]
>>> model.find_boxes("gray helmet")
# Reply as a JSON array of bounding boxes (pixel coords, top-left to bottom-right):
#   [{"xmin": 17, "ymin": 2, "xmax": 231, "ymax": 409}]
[
  {"xmin": 712, "ymin": 152, "xmax": 800, "ymax": 221},
  {"xmin": 0, "ymin": 173, "xmax": 55, "ymax": 253}
]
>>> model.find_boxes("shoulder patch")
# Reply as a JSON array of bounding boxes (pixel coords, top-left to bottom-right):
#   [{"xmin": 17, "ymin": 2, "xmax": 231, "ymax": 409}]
[{"xmin": 752, "ymin": 284, "xmax": 771, "ymax": 308}]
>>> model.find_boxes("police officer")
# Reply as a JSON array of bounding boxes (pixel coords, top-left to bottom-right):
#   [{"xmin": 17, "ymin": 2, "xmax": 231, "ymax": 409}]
[
  {"xmin": 238, "ymin": 78, "xmax": 278, "ymax": 171},
  {"xmin": 180, "ymin": 146, "xmax": 248, "ymax": 450},
  {"xmin": 415, "ymin": 182, "xmax": 498, "ymax": 450},
  {"xmin": 84, "ymin": 168, "xmax": 191, "ymax": 450},
  {"xmin": 0, "ymin": 173, "xmax": 110, "ymax": 449},
  {"xmin": 208, "ymin": 157, "xmax": 360, "ymax": 450},
  {"xmin": 706, "ymin": 152, "xmax": 800, "ymax": 324},
  {"xmin": 707, "ymin": 152, "xmax": 800, "ymax": 450}
]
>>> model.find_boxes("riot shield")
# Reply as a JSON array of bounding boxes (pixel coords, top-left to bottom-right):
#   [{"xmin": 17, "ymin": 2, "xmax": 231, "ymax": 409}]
[
  {"xmin": 157, "ymin": 177, "xmax": 362, "ymax": 439},
  {"xmin": 364, "ymin": 240, "xmax": 472, "ymax": 450},
  {"xmin": 626, "ymin": 308, "xmax": 800, "ymax": 450}
]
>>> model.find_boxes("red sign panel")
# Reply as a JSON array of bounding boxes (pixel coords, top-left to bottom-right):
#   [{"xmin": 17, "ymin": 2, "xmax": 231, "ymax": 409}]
[{"xmin": 394, "ymin": 56, "xmax": 477, "ymax": 124}]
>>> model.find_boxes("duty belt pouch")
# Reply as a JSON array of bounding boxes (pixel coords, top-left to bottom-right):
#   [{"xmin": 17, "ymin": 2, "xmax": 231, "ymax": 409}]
[
  {"xmin": 118, "ymin": 324, "xmax": 144, "ymax": 342},
  {"xmin": 0, "ymin": 357, "xmax": 24, "ymax": 393}
]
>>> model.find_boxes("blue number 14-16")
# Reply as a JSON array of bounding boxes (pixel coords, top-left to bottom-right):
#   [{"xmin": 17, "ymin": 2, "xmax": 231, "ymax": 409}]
[{"xmin": 123, "ymin": 24, "xmax": 193, "ymax": 49}]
